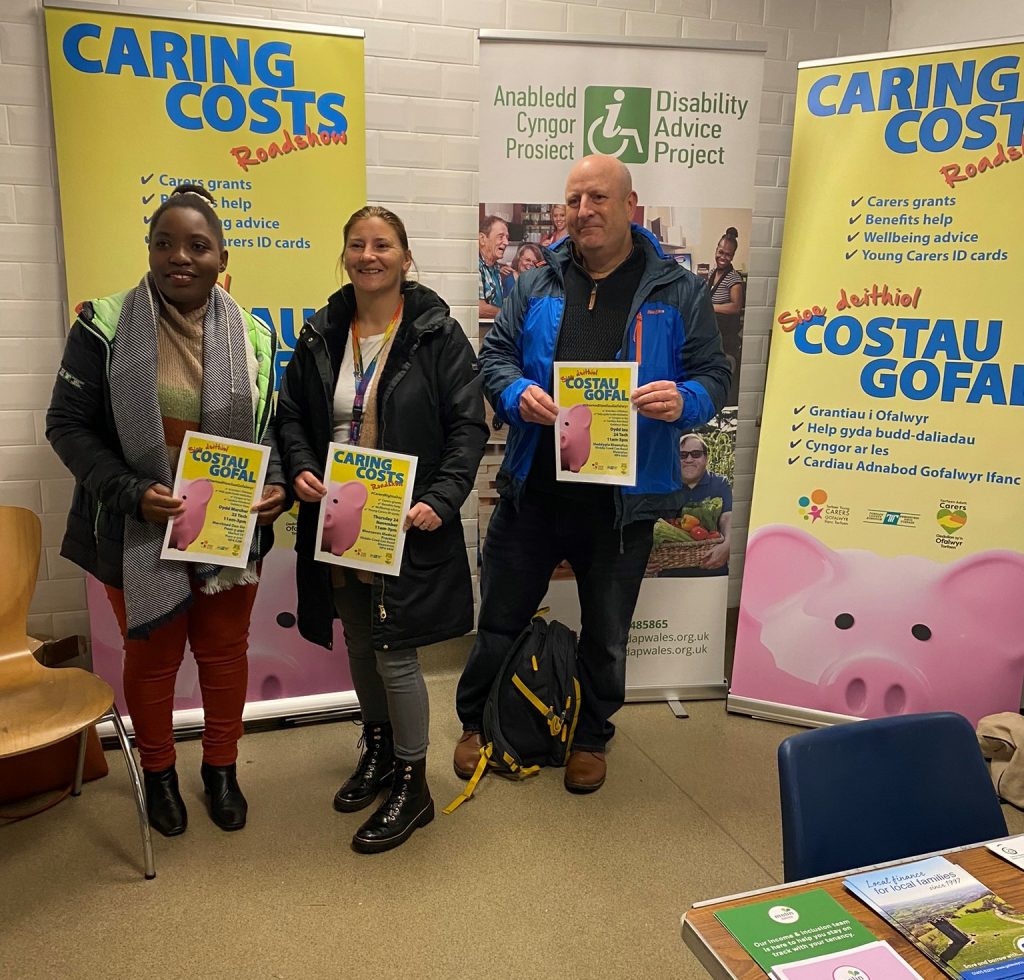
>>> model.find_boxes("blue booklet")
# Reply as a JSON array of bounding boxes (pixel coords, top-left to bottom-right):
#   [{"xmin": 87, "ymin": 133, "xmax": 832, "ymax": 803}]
[{"xmin": 845, "ymin": 856, "xmax": 1024, "ymax": 980}]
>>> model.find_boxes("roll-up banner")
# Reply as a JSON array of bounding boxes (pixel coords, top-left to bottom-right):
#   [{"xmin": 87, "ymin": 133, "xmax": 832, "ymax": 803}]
[
  {"xmin": 477, "ymin": 33, "xmax": 764, "ymax": 702},
  {"xmin": 43, "ymin": 1, "xmax": 366, "ymax": 727},
  {"xmin": 730, "ymin": 37, "xmax": 1024, "ymax": 728}
]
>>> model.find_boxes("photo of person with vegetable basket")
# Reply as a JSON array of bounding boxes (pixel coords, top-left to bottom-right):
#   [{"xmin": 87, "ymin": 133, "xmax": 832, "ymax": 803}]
[{"xmin": 652, "ymin": 433, "xmax": 731, "ymax": 578}]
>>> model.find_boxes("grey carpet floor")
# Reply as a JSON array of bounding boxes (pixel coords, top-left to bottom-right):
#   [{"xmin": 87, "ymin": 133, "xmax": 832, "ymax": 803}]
[{"xmin": 3, "ymin": 638, "xmax": 1022, "ymax": 979}]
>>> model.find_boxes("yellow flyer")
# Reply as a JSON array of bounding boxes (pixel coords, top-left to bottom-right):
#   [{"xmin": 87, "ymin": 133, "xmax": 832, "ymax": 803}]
[
  {"xmin": 161, "ymin": 432, "xmax": 269, "ymax": 568},
  {"xmin": 554, "ymin": 361, "xmax": 638, "ymax": 485},
  {"xmin": 314, "ymin": 444, "xmax": 417, "ymax": 576}
]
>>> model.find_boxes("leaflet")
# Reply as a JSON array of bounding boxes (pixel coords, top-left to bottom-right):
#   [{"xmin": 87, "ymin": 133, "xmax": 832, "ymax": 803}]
[
  {"xmin": 313, "ymin": 443, "xmax": 417, "ymax": 576},
  {"xmin": 714, "ymin": 888, "xmax": 878, "ymax": 975},
  {"xmin": 772, "ymin": 939, "xmax": 923, "ymax": 979},
  {"xmin": 845, "ymin": 855, "xmax": 1024, "ymax": 980},
  {"xmin": 161, "ymin": 431, "xmax": 269, "ymax": 569},
  {"xmin": 553, "ymin": 361, "xmax": 637, "ymax": 486},
  {"xmin": 987, "ymin": 837, "xmax": 1024, "ymax": 872}
]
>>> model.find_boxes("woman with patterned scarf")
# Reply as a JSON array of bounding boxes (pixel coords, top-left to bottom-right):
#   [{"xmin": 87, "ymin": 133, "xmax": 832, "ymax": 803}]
[
  {"xmin": 278, "ymin": 206, "xmax": 487, "ymax": 854},
  {"xmin": 46, "ymin": 185, "xmax": 288, "ymax": 838}
]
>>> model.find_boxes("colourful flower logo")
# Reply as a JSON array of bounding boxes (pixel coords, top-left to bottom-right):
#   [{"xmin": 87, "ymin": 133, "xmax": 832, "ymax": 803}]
[{"xmin": 797, "ymin": 488, "xmax": 828, "ymax": 522}]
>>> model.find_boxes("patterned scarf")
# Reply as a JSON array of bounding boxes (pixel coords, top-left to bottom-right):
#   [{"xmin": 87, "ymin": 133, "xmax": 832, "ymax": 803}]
[{"xmin": 110, "ymin": 274, "xmax": 254, "ymax": 639}]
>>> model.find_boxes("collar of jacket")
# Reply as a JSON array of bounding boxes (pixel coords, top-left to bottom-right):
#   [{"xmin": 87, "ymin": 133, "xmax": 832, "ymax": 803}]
[
  {"xmin": 542, "ymin": 225, "xmax": 683, "ymax": 293},
  {"xmin": 302, "ymin": 280, "xmax": 454, "ymax": 392}
]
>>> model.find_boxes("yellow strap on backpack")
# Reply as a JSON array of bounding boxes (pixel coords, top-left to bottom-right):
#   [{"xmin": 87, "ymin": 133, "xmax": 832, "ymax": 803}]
[{"xmin": 443, "ymin": 743, "xmax": 491, "ymax": 814}]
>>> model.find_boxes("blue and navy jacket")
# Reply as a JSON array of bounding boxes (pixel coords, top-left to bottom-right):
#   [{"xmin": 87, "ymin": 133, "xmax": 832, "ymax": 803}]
[{"xmin": 481, "ymin": 226, "xmax": 731, "ymax": 527}]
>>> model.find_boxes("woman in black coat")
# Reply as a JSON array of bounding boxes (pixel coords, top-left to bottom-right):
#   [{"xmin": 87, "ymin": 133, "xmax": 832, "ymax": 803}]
[{"xmin": 277, "ymin": 205, "xmax": 487, "ymax": 853}]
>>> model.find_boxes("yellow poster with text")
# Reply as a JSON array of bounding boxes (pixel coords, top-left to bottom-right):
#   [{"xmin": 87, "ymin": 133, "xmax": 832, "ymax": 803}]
[
  {"xmin": 554, "ymin": 361, "xmax": 638, "ymax": 485},
  {"xmin": 314, "ymin": 445, "xmax": 417, "ymax": 576},
  {"xmin": 732, "ymin": 39, "xmax": 1024, "ymax": 726},
  {"xmin": 44, "ymin": 4, "xmax": 365, "ymax": 390},
  {"xmin": 162, "ymin": 432, "xmax": 269, "ymax": 568}
]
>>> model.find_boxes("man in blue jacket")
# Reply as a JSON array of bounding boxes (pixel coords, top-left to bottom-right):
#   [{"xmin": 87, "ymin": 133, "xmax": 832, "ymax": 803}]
[{"xmin": 455, "ymin": 154, "xmax": 730, "ymax": 792}]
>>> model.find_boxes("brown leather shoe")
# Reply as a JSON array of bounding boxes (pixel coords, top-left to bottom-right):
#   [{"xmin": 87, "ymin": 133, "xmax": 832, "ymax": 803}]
[
  {"xmin": 564, "ymin": 750, "xmax": 606, "ymax": 794},
  {"xmin": 453, "ymin": 730, "xmax": 483, "ymax": 780}
]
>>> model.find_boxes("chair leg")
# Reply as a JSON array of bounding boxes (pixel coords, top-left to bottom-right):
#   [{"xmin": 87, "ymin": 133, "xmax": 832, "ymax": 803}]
[
  {"xmin": 72, "ymin": 727, "xmax": 88, "ymax": 797},
  {"xmin": 106, "ymin": 705, "xmax": 156, "ymax": 880}
]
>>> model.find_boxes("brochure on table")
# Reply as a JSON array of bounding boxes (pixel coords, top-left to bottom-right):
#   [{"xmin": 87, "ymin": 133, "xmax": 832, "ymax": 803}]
[
  {"xmin": 161, "ymin": 432, "xmax": 269, "ymax": 569},
  {"xmin": 314, "ymin": 443, "xmax": 417, "ymax": 576},
  {"xmin": 714, "ymin": 888, "xmax": 878, "ymax": 976},
  {"xmin": 553, "ymin": 361, "xmax": 637, "ymax": 486},
  {"xmin": 773, "ymin": 939, "xmax": 923, "ymax": 980},
  {"xmin": 988, "ymin": 836, "xmax": 1024, "ymax": 872},
  {"xmin": 845, "ymin": 855, "xmax": 1024, "ymax": 980}
]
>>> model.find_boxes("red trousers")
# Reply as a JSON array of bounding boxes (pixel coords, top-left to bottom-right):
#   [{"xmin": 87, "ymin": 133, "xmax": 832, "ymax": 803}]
[{"xmin": 106, "ymin": 580, "xmax": 258, "ymax": 772}]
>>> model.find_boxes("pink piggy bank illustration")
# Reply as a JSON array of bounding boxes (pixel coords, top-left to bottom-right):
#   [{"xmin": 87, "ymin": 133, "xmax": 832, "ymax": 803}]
[
  {"xmin": 321, "ymin": 481, "xmax": 368, "ymax": 556},
  {"xmin": 558, "ymin": 404, "xmax": 593, "ymax": 472},
  {"xmin": 168, "ymin": 478, "xmax": 214, "ymax": 550},
  {"xmin": 731, "ymin": 524, "xmax": 1024, "ymax": 726}
]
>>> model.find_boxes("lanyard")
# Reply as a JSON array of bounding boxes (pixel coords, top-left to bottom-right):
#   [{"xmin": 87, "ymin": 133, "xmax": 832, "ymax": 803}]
[{"xmin": 349, "ymin": 300, "xmax": 403, "ymax": 445}]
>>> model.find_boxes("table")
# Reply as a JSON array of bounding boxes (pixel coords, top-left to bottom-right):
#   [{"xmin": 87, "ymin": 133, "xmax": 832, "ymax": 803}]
[{"xmin": 681, "ymin": 839, "xmax": 1024, "ymax": 978}]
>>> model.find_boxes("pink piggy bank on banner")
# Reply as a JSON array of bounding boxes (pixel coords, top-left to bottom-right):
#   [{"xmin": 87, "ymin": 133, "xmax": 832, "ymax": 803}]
[
  {"xmin": 732, "ymin": 524, "xmax": 1024, "ymax": 726},
  {"xmin": 321, "ymin": 481, "xmax": 369, "ymax": 556},
  {"xmin": 168, "ymin": 478, "xmax": 214, "ymax": 550},
  {"xmin": 558, "ymin": 404, "xmax": 593, "ymax": 472}
]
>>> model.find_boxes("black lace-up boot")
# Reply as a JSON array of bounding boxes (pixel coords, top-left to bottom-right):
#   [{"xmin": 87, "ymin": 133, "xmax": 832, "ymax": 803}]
[
  {"xmin": 144, "ymin": 765, "xmax": 187, "ymax": 837},
  {"xmin": 333, "ymin": 722, "xmax": 395, "ymax": 813},
  {"xmin": 351, "ymin": 757, "xmax": 433, "ymax": 854},
  {"xmin": 201, "ymin": 762, "xmax": 247, "ymax": 831}
]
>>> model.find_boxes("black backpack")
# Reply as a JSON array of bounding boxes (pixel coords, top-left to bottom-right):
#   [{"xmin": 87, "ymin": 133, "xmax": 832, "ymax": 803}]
[{"xmin": 444, "ymin": 618, "xmax": 581, "ymax": 814}]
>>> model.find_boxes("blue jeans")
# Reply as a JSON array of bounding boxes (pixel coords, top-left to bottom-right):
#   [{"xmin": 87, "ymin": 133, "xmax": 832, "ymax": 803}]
[{"xmin": 456, "ymin": 496, "xmax": 653, "ymax": 751}]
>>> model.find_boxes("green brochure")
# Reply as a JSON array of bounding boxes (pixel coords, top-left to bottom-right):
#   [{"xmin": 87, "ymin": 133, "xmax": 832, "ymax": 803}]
[{"xmin": 715, "ymin": 888, "xmax": 878, "ymax": 975}]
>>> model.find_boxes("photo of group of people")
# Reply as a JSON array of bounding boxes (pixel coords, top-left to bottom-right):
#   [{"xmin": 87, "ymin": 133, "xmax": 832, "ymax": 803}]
[{"xmin": 476, "ymin": 200, "xmax": 748, "ymax": 579}]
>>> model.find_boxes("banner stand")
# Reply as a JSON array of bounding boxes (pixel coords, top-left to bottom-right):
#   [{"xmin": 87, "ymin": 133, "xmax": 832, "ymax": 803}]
[{"xmin": 476, "ymin": 32, "xmax": 764, "ymax": 708}]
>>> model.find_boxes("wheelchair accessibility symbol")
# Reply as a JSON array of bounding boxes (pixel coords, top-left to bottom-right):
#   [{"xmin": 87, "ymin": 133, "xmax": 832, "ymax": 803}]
[{"xmin": 583, "ymin": 86, "xmax": 651, "ymax": 163}]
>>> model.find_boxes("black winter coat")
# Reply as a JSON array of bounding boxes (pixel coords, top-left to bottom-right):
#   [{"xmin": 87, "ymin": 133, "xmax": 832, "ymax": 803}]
[
  {"xmin": 277, "ymin": 281, "xmax": 488, "ymax": 651},
  {"xmin": 46, "ymin": 300, "xmax": 286, "ymax": 589}
]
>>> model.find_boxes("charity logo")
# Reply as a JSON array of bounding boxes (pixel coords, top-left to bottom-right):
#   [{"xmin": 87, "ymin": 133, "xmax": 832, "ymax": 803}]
[
  {"xmin": 583, "ymin": 86, "xmax": 650, "ymax": 162},
  {"xmin": 936, "ymin": 506, "xmax": 967, "ymax": 534},
  {"xmin": 832, "ymin": 968, "xmax": 869, "ymax": 980},
  {"xmin": 797, "ymin": 488, "xmax": 828, "ymax": 522},
  {"xmin": 767, "ymin": 905, "xmax": 799, "ymax": 925}
]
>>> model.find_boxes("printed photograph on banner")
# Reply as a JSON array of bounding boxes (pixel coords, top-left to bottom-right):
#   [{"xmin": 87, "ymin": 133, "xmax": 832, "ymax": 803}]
[
  {"xmin": 554, "ymin": 361, "xmax": 637, "ymax": 485},
  {"xmin": 314, "ymin": 443, "xmax": 417, "ymax": 576},
  {"xmin": 480, "ymin": 201, "xmax": 749, "ymax": 406},
  {"xmin": 161, "ymin": 432, "xmax": 269, "ymax": 569},
  {"xmin": 645, "ymin": 414, "xmax": 736, "ymax": 580}
]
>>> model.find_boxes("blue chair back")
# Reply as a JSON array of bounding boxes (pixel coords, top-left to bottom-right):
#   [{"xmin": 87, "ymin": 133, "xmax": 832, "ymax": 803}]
[{"xmin": 778, "ymin": 711, "xmax": 1007, "ymax": 881}]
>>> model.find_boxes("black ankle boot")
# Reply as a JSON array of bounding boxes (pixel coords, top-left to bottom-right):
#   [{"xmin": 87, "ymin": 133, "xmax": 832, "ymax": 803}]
[
  {"xmin": 351, "ymin": 757, "xmax": 433, "ymax": 854},
  {"xmin": 144, "ymin": 766, "xmax": 187, "ymax": 837},
  {"xmin": 334, "ymin": 722, "xmax": 395, "ymax": 813},
  {"xmin": 201, "ymin": 762, "xmax": 247, "ymax": 831}
]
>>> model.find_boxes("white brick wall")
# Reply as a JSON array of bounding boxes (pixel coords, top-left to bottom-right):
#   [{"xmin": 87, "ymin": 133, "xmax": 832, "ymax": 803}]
[{"xmin": 2, "ymin": 0, "xmax": 890, "ymax": 628}]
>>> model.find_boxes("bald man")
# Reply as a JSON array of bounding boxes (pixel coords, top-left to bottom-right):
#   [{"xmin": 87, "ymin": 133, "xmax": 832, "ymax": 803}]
[{"xmin": 456, "ymin": 155, "xmax": 730, "ymax": 793}]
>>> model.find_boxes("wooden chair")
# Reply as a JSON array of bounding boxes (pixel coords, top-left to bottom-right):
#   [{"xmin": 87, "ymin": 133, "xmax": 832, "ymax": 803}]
[{"xmin": 0, "ymin": 506, "xmax": 154, "ymax": 879}]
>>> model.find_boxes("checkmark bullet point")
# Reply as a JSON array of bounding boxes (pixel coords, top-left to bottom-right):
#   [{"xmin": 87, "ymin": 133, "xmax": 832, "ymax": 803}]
[
  {"xmin": 788, "ymin": 456, "xmax": 801, "ymax": 465},
  {"xmin": 790, "ymin": 440, "xmax": 802, "ymax": 448},
  {"xmin": 849, "ymin": 214, "xmax": 862, "ymax": 224},
  {"xmin": 143, "ymin": 215, "xmax": 152, "ymax": 224},
  {"xmin": 792, "ymin": 422, "xmax": 804, "ymax": 431},
  {"xmin": 848, "ymin": 232, "xmax": 860, "ymax": 242},
  {"xmin": 141, "ymin": 173, "xmax": 155, "ymax": 184},
  {"xmin": 794, "ymin": 405, "xmax": 807, "ymax": 415},
  {"xmin": 142, "ymin": 194, "xmax": 154, "ymax": 205},
  {"xmin": 851, "ymin": 196, "xmax": 864, "ymax": 207},
  {"xmin": 846, "ymin": 250, "xmax": 857, "ymax": 260}
]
